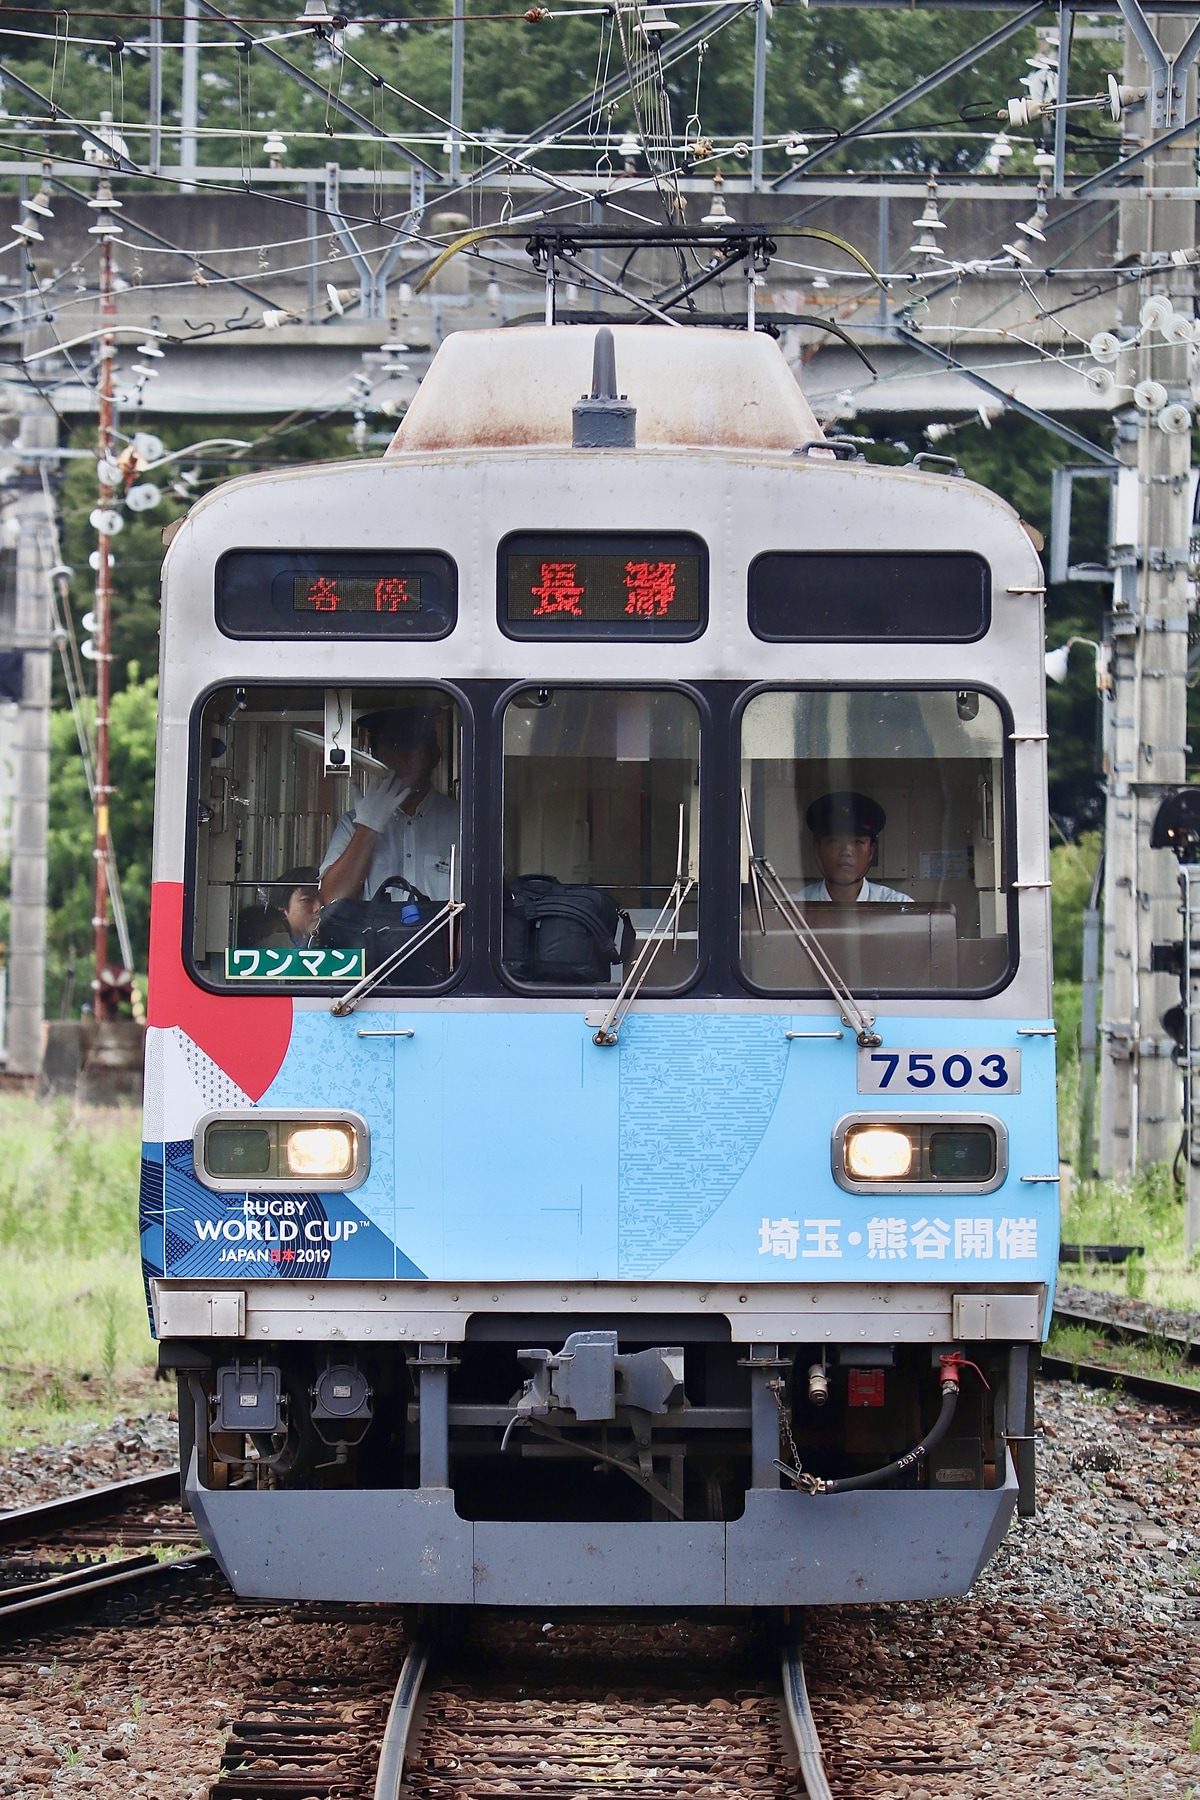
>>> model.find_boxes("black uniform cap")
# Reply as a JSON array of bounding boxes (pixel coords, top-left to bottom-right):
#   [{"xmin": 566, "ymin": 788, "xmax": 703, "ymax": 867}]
[
  {"xmin": 805, "ymin": 791, "xmax": 887, "ymax": 839},
  {"xmin": 357, "ymin": 706, "xmax": 440, "ymax": 752}
]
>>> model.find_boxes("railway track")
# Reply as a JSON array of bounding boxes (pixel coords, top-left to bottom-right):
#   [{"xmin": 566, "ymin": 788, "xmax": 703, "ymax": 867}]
[
  {"xmin": 213, "ymin": 1619, "xmax": 814, "ymax": 1800},
  {"xmin": 1045, "ymin": 1304, "xmax": 1200, "ymax": 1411},
  {"xmin": 0, "ymin": 1464, "xmax": 210, "ymax": 1630}
]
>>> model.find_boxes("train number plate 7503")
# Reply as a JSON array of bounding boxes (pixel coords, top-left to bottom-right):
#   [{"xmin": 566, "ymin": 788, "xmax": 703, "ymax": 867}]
[{"xmin": 856, "ymin": 1048, "xmax": 1021, "ymax": 1095}]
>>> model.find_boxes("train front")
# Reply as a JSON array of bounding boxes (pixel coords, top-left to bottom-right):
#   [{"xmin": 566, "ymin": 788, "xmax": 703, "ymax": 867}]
[{"xmin": 143, "ymin": 322, "xmax": 1058, "ymax": 1608}]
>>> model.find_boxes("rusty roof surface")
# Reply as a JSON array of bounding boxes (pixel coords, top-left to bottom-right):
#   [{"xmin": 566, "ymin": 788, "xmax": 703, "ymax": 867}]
[{"xmin": 388, "ymin": 323, "xmax": 823, "ymax": 454}]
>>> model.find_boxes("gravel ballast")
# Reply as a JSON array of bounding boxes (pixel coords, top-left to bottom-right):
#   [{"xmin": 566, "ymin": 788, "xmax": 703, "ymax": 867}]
[
  {"xmin": 0, "ymin": 1378, "xmax": 1195, "ymax": 1797},
  {"xmin": 0, "ymin": 1415, "xmax": 177, "ymax": 1512}
]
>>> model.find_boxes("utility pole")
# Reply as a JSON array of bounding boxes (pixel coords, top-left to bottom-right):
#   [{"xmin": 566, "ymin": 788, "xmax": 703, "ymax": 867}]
[
  {"xmin": 5, "ymin": 398, "xmax": 56, "ymax": 1077},
  {"xmin": 1099, "ymin": 7, "xmax": 1198, "ymax": 1176},
  {"xmin": 91, "ymin": 199, "xmax": 120, "ymax": 1024}
]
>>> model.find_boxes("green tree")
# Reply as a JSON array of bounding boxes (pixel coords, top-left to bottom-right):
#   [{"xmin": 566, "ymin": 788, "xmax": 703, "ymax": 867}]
[
  {"xmin": 859, "ymin": 411, "xmax": 1114, "ymax": 831},
  {"xmin": 1050, "ymin": 829, "xmax": 1101, "ymax": 983},
  {"xmin": 0, "ymin": 0, "xmax": 1124, "ymax": 187},
  {"xmin": 47, "ymin": 670, "xmax": 158, "ymax": 1013}
]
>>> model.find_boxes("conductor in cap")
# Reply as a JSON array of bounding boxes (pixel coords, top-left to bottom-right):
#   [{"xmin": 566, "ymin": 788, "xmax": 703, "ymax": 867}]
[
  {"xmin": 319, "ymin": 707, "xmax": 458, "ymax": 904},
  {"xmin": 799, "ymin": 792, "xmax": 913, "ymax": 906}
]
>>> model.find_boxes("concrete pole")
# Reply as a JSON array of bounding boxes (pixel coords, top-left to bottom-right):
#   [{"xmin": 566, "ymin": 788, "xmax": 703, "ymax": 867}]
[
  {"xmin": 180, "ymin": 0, "xmax": 199, "ymax": 193},
  {"xmin": 1100, "ymin": 13, "xmax": 1197, "ymax": 1176},
  {"xmin": 149, "ymin": 2, "xmax": 163, "ymax": 178},
  {"xmin": 449, "ymin": 1, "xmax": 465, "ymax": 183},
  {"xmin": 750, "ymin": 0, "xmax": 768, "ymax": 192},
  {"xmin": 6, "ymin": 400, "xmax": 56, "ymax": 1075}
]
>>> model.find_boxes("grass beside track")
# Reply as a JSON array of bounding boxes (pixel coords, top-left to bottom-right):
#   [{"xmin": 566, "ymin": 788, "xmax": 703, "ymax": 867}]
[
  {"xmin": 1056, "ymin": 978, "xmax": 1200, "ymax": 1314},
  {"xmin": 0, "ymin": 1093, "xmax": 157, "ymax": 1446},
  {"xmin": 1045, "ymin": 1319, "xmax": 1200, "ymax": 1392}
]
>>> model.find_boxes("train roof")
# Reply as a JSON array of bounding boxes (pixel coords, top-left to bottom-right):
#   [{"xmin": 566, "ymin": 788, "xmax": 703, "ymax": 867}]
[{"xmin": 387, "ymin": 323, "xmax": 823, "ymax": 454}]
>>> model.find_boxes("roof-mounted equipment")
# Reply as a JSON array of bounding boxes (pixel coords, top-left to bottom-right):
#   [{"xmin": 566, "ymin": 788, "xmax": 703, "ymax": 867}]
[{"xmin": 573, "ymin": 326, "xmax": 637, "ymax": 449}]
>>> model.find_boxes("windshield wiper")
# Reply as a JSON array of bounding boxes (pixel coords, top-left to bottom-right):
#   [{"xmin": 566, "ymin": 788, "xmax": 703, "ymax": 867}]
[
  {"xmin": 741, "ymin": 790, "xmax": 882, "ymax": 1049},
  {"xmin": 331, "ymin": 846, "xmax": 464, "ymax": 1017},
  {"xmin": 592, "ymin": 805, "xmax": 694, "ymax": 1047}
]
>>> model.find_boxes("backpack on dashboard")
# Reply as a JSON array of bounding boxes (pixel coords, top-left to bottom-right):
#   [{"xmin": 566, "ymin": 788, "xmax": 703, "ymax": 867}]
[
  {"xmin": 503, "ymin": 875, "xmax": 634, "ymax": 986},
  {"xmin": 318, "ymin": 876, "xmax": 451, "ymax": 983}
]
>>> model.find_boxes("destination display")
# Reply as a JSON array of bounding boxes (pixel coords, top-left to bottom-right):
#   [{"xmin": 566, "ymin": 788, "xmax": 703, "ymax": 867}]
[
  {"xmin": 500, "ymin": 533, "xmax": 706, "ymax": 640},
  {"xmin": 292, "ymin": 573, "xmax": 423, "ymax": 615},
  {"xmin": 217, "ymin": 550, "xmax": 456, "ymax": 640}
]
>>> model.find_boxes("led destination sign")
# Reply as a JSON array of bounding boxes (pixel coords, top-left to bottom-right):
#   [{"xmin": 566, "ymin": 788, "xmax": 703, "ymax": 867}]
[
  {"xmin": 216, "ymin": 549, "xmax": 456, "ymax": 640},
  {"xmin": 500, "ymin": 532, "xmax": 706, "ymax": 641},
  {"xmin": 292, "ymin": 574, "xmax": 423, "ymax": 615}
]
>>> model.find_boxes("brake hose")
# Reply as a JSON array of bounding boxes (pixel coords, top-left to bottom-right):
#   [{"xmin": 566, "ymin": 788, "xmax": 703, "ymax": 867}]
[{"xmin": 776, "ymin": 1352, "xmax": 977, "ymax": 1496}]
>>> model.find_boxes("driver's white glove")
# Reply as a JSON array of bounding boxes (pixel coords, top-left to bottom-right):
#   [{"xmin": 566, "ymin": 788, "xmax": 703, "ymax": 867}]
[{"xmin": 351, "ymin": 775, "xmax": 409, "ymax": 834}]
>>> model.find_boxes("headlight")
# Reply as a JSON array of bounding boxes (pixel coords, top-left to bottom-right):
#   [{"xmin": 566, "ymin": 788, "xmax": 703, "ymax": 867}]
[
  {"xmin": 845, "ymin": 1126, "xmax": 914, "ymax": 1180},
  {"xmin": 929, "ymin": 1127, "xmax": 994, "ymax": 1181},
  {"xmin": 835, "ymin": 1116, "xmax": 1003, "ymax": 1193},
  {"xmin": 284, "ymin": 1124, "xmax": 356, "ymax": 1178},
  {"xmin": 196, "ymin": 1113, "xmax": 367, "ymax": 1189},
  {"xmin": 205, "ymin": 1123, "xmax": 273, "ymax": 1179}
]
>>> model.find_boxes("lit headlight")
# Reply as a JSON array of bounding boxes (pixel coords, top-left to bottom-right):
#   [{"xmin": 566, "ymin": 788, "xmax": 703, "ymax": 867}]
[
  {"xmin": 845, "ymin": 1126, "xmax": 914, "ymax": 1180},
  {"xmin": 283, "ymin": 1124, "xmax": 356, "ymax": 1178},
  {"xmin": 197, "ymin": 1113, "xmax": 367, "ymax": 1189},
  {"xmin": 835, "ymin": 1115, "xmax": 1003, "ymax": 1193}
]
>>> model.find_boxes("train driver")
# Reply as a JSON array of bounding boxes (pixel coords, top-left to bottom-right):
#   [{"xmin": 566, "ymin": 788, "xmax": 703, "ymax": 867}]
[
  {"xmin": 798, "ymin": 791, "xmax": 913, "ymax": 906},
  {"xmin": 318, "ymin": 707, "xmax": 458, "ymax": 904}
]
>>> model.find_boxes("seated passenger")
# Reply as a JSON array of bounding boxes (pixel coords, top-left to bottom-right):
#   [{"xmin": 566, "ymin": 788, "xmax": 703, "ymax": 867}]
[
  {"xmin": 798, "ymin": 791, "xmax": 913, "ymax": 905},
  {"xmin": 319, "ymin": 707, "xmax": 458, "ymax": 903},
  {"xmin": 237, "ymin": 868, "xmax": 323, "ymax": 948},
  {"xmin": 267, "ymin": 867, "xmax": 323, "ymax": 946}
]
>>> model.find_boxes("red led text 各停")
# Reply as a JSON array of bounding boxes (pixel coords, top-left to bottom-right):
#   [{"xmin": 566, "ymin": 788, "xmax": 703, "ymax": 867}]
[
  {"xmin": 305, "ymin": 575, "xmax": 342, "ymax": 612},
  {"xmin": 623, "ymin": 561, "xmax": 678, "ymax": 618},
  {"xmin": 374, "ymin": 576, "xmax": 411, "ymax": 612},
  {"xmin": 531, "ymin": 561, "xmax": 585, "ymax": 617}
]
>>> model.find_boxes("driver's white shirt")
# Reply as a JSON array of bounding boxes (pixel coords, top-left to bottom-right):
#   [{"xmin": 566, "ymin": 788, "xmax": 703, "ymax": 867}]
[
  {"xmin": 321, "ymin": 788, "xmax": 459, "ymax": 900},
  {"xmin": 798, "ymin": 878, "xmax": 914, "ymax": 903}
]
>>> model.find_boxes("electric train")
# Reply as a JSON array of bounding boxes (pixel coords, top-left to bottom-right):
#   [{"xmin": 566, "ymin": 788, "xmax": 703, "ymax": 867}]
[{"xmin": 142, "ymin": 318, "xmax": 1058, "ymax": 1608}]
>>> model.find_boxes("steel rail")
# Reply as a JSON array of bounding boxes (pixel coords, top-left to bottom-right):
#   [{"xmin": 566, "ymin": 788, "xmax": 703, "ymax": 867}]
[
  {"xmin": 0, "ymin": 1551, "xmax": 211, "ymax": 1630},
  {"xmin": 0, "ymin": 1551, "xmax": 159, "ymax": 1611},
  {"xmin": 373, "ymin": 1637, "xmax": 431, "ymax": 1800},
  {"xmin": 0, "ymin": 1467, "xmax": 181, "ymax": 1548},
  {"xmin": 1040, "ymin": 1353, "xmax": 1200, "ymax": 1410},
  {"xmin": 781, "ymin": 1639, "xmax": 834, "ymax": 1800},
  {"xmin": 1053, "ymin": 1302, "xmax": 1200, "ymax": 1364}
]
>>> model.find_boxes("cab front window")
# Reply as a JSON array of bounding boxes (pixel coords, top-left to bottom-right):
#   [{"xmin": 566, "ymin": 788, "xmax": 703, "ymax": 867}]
[
  {"xmin": 501, "ymin": 686, "xmax": 700, "ymax": 990},
  {"xmin": 191, "ymin": 684, "xmax": 463, "ymax": 989},
  {"xmin": 739, "ymin": 688, "xmax": 1011, "ymax": 994}
]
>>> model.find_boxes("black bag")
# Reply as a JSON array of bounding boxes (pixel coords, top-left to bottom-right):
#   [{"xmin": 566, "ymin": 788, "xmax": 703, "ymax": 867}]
[
  {"xmin": 503, "ymin": 874, "xmax": 634, "ymax": 986},
  {"xmin": 318, "ymin": 877, "xmax": 451, "ymax": 982}
]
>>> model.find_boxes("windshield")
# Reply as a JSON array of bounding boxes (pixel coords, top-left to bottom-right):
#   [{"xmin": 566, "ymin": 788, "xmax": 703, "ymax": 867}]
[
  {"xmin": 192, "ymin": 684, "xmax": 462, "ymax": 989},
  {"xmin": 740, "ymin": 688, "xmax": 1010, "ymax": 994},
  {"xmin": 501, "ymin": 687, "xmax": 700, "ymax": 990}
]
